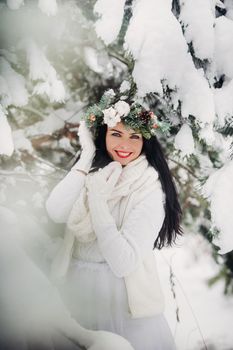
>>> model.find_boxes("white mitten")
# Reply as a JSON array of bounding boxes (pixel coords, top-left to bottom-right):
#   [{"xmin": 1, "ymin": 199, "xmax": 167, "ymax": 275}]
[
  {"xmin": 86, "ymin": 162, "xmax": 122, "ymax": 202},
  {"xmin": 71, "ymin": 120, "xmax": 96, "ymax": 173}
]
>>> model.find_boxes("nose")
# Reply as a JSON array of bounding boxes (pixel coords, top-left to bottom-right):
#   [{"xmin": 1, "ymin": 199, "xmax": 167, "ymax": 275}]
[
  {"xmin": 118, "ymin": 139, "xmax": 131, "ymax": 150},
  {"xmin": 120, "ymin": 144, "xmax": 127, "ymax": 149}
]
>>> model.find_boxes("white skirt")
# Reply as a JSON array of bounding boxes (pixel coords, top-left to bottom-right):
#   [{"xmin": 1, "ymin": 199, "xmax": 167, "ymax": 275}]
[{"xmin": 59, "ymin": 259, "xmax": 176, "ymax": 350}]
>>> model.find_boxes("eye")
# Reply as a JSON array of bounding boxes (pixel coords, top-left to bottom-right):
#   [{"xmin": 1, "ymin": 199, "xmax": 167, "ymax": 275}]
[
  {"xmin": 130, "ymin": 134, "xmax": 141, "ymax": 139},
  {"xmin": 111, "ymin": 132, "xmax": 121, "ymax": 137}
]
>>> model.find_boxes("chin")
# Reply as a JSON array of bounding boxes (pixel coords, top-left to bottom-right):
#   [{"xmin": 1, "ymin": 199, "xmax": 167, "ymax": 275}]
[
  {"xmin": 117, "ymin": 158, "xmax": 131, "ymax": 166},
  {"xmin": 113, "ymin": 154, "xmax": 138, "ymax": 166}
]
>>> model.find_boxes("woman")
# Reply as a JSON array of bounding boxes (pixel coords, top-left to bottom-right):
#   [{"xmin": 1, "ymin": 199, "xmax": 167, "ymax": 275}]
[{"xmin": 46, "ymin": 96, "xmax": 183, "ymax": 350}]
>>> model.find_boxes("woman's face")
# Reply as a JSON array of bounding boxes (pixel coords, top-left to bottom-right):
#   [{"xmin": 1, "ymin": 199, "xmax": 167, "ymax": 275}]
[{"xmin": 106, "ymin": 122, "xmax": 143, "ymax": 166}]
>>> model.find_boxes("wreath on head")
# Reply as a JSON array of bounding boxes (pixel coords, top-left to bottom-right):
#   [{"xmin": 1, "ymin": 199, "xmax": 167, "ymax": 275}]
[{"xmin": 82, "ymin": 89, "xmax": 171, "ymax": 139}]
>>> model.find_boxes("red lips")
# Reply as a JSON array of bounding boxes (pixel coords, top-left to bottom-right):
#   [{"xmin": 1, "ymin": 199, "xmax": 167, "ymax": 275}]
[{"xmin": 115, "ymin": 150, "xmax": 133, "ymax": 158}]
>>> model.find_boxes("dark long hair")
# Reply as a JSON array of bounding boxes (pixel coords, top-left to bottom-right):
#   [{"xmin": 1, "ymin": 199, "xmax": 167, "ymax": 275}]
[{"xmin": 90, "ymin": 124, "xmax": 183, "ymax": 249}]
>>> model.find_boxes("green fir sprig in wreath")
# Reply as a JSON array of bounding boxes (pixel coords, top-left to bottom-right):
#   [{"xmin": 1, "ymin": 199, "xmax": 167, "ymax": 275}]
[{"xmin": 82, "ymin": 89, "xmax": 171, "ymax": 139}]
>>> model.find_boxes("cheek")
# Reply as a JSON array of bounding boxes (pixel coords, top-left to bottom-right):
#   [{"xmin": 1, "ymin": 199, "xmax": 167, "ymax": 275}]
[
  {"xmin": 134, "ymin": 140, "xmax": 143, "ymax": 154},
  {"xmin": 106, "ymin": 135, "xmax": 115, "ymax": 152}
]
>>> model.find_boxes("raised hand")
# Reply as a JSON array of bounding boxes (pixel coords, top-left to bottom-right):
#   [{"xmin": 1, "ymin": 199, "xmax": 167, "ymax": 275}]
[
  {"xmin": 72, "ymin": 121, "xmax": 96, "ymax": 173},
  {"xmin": 86, "ymin": 161, "xmax": 122, "ymax": 201},
  {"xmin": 78, "ymin": 120, "xmax": 96, "ymax": 156}
]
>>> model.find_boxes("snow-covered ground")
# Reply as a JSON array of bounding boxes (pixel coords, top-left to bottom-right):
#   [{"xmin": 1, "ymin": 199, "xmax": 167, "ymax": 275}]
[{"xmin": 157, "ymin": 234, "xmax": 233, "ymax": 350}]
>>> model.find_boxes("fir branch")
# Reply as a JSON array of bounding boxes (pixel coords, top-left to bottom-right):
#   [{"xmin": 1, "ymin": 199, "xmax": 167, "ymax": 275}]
[
  {"xmin": 217, "ymin": 119, "xmax": 233, "ymax": 137},
  {"xmin": 167, "ymin": 157, "xmax": 199, "ymax": 179},
  {"xmin": 108, "ymin": 49, "xmax": 133, "ymax": 68},
  {"xmin": 19, "ymin": 106, "xmax": 45, "ymax": 120},
  {"xmin": 161, "ymin": 252, "xmax": 208, "ymax": 350}
]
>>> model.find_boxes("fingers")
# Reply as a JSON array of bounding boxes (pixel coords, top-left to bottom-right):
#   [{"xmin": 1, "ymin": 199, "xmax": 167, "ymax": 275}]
[{"xmin": 86, "ymin": 162, "xmax": 122, "ymax": 200}]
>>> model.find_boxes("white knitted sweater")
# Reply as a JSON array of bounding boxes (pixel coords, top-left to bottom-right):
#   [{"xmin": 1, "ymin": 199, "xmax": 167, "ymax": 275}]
[{"xmin": 46, "ymin": 155, "xmax": 166, "ymax": 318}]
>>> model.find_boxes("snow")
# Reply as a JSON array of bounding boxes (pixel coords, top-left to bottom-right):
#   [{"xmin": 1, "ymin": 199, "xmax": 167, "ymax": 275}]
[
  {"xmin": 24, "ymin": 39, "xmax": 66, "ymax": 103},
  {"xmin": 174, "ymin": 124, "xmax": 195, "ymax": 157},
  {"xmin": 32, "ymin": 192, "xmax": 44, "ymax": 208},
  {"xmin": 199, "ymin": 124, "xmax": 216, "ymax": 146},
  {"xmin": 178, "ymin": 67, "xmax": 215, "ymax": 124},
  {"xmin": 0, "ymin": 106, "xmax": 14, "ymax": 156},
  {"xmin": 33, "ymin": 79, "xmax": 66, "ymax": 103},
  {"xmin": 199, "ymin": 126, "xmax": 231, "ymax": 161},
  {"xmin": 38, "ymin": 0, "xmax": 58, "ymax": 17},
  {"xmin": 0, "ymin": 75, "xmax": 12, "ymax": 108},
  {"xmin": 0, "ymin": 205, "xmax": 134, "ymax": 349},
  {"xmin": 214, "ymin": 16, "xmax": 233, "ymax": 79},
  {"xmin": 12, "ymin": 129, "xmax": 34, "ymax": 153},
  {"xmin": 201, "ymin": 160, "xmax": 233, "ymax": 254},
  {"xmin": 180, "ymin": 0, "xmax": 215, "ymax": 60},
  {"xmin": 124, "ymin": 0, "xmax": 215, "ymax": 124},
  {"xmin": 94, "ymin": 0, "xmax": 126, "ymax": 45},
  {"xmin": 119, "ymin": 80, "xmax": 131, "ymax": 93},
  {"xmin": 53, "ymin": 106, "xmax": 83, "ymax": 122},
  {"xmin": 0, "ymin": 57, "xmax": 28, "ymax": 107},
  {"xmin": 0, "ymin": 188, "xmax": 6, "ymax": 204},
  {"xmin": 158, "ymin": 233, "xmax": 233, "ymax": 350},
  {"xmin": 214, "ymin": 78, "xmax": 233, "ymax": 126},
  {"xmin": 6, "ymin": 0, "xmax": 24, "ymax": 10},
  {"xmin": 0, "ymin": 49, "xmax": 17, "ymax": 66},
  {"xmin": 84, "ymin": 47, "xmax": 103, "ymax": 73},
  {"xmin": 225, "ymin": 0, "xmax": 233, "ymax": 20},
  {"xmin": 58, "ymin": 137, "xmax": 74, "ymax": 152},
  {"xmin": 213, "ymin": 14, "xmax": 233, "ymax": 123},
  {"xmin": 0, "ymin": 206, "xmax": 18, "ymax": 224},
  {"xmin": 25, "ymin": 39, "xmax": 56, "ymax": 81},
  {"xmin": 212, "ymin": 134, "xmax": 232, "ymax": 164},
  {"xmin": 25, "ymin": 113, "xmax": 64, "ymax": 136},
  {"xmin": 215, "ymin": 0, "xmax": 226, "ymax": 10},
  {"xmin": 1, "ymin": 1, "xmax": 233, "ymax": 347}
]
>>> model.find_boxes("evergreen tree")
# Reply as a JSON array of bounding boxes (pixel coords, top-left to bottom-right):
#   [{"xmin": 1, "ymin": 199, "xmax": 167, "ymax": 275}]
[{"xmin": 0, "ymin": 0, "xmax": 233, "ymax": 297}]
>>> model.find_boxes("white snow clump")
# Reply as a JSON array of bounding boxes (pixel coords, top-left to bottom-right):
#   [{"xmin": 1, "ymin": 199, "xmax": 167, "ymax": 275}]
[
  {"xmin": 94, "ymin": 0, "xmax": 126, "ymax": 45},
  {"xmin": 0, "ymin": 106, "xmax": 14, "ymax": 156},
  {"xmin": 202, "ymin": 161, "xmax": 233, "ymax": 254},
  {"xmin": 38, "ymin": 0, "xmax": 58, "ymax": 16},
  {"xmin": 6, "ymin": 0, "xmax": 24, "ymax": 10},
  {"xmin": 174, "ymin": 123, "xmax": 195, "ymax": 157}
]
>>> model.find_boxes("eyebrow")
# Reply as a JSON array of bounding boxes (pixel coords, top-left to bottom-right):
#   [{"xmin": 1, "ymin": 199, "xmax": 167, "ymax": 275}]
[{"xmin": 110, "ymin": 129, "xmax": 141, "ymax": 135}]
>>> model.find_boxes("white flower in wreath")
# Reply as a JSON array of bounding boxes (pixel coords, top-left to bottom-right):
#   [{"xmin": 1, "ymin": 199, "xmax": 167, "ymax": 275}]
[
  {"xmin": 103, "ymin": 107, "xmax": 121, "ymax": 127},
  {"xmin": 114, "ymin": 101, "xmax": 130, "ymax": 117}
]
